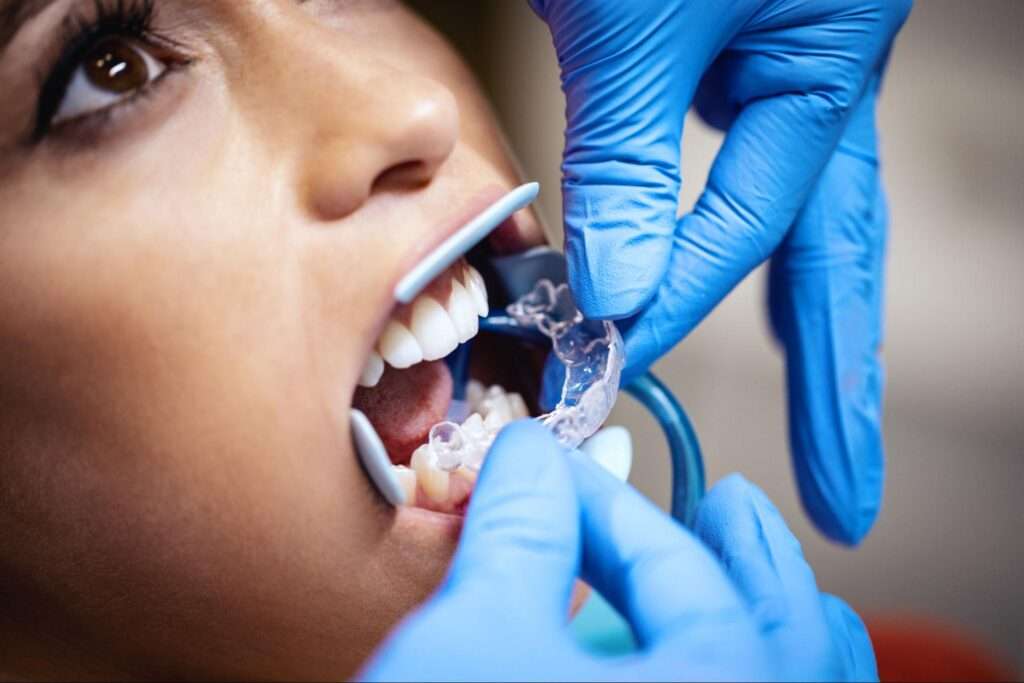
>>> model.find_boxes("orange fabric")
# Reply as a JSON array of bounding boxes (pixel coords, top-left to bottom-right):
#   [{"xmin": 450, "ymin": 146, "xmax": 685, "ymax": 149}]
[{"xmin": 866, "ymin": 615, "xmax": 1016, "ymax": 682}]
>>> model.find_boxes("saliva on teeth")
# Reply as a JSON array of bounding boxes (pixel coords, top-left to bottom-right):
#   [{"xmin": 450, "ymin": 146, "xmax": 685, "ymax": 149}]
[{"xmin": 398, "ymin": 381, "xmax": 529, "ymax": 511}]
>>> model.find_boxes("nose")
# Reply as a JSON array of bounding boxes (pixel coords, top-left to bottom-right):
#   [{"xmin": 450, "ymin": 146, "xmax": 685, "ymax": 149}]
[
  {"xmin": 304, "ymin": 74, "xmax": 459, "ymax": 220},
  {"xmin": 252, "ymin": 8, "xmax": 460, "ymax": 222}
]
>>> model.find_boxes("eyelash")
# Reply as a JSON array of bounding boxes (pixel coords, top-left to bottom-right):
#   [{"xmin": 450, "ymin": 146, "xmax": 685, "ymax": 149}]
[{"xmin": 32, "ymin": 0, "xmax": 179, "ymax": 142}]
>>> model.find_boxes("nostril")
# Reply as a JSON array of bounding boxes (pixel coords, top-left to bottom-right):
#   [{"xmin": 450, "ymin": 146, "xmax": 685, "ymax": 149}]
[
  {"xmin": 372, "ymin": 160, "xmax": 434, "ymax": 193},
  {"xmin": 301, "ymin": 79, "xmax": 458, "ymax": 222}
]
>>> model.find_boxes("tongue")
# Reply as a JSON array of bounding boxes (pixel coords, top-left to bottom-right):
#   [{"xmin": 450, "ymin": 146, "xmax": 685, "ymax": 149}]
[{"xmin": 353, "ymin": 360, "xmax": 453, "ymax": 466}]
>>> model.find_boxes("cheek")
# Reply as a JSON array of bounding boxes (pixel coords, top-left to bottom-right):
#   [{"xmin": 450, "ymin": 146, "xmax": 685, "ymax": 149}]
[
  {"xmin": 0, "ymin": 401, "xmax": 428, "ymax": 677},
  {"xmin": 0, "ymin": 190, "xmax": 393, "ymax": 676}
]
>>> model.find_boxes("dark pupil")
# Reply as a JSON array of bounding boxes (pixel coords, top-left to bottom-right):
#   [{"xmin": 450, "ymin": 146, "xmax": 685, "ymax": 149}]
[{"xmin": 84, "ymin": 39, "xmax": 148, "ymax": 94}]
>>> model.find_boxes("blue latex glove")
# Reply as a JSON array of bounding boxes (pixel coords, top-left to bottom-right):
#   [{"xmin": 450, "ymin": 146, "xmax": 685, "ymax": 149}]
[
  {"xmin": 530, "ymin": 0, "xmax": 911, "ymax": 544},
  {"xmin": 359, "ymin": 422, "xmax": 877, "ymax": 682}
]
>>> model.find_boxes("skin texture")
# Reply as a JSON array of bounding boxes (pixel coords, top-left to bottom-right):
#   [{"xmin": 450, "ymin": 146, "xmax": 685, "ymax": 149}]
[{"xmin": 0, "ymin": 0, "xmax": 544, "ymax": 679}]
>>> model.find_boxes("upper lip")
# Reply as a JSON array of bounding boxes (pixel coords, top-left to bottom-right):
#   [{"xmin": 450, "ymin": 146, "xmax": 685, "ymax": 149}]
[{"xmin": 389, "ymin": 184, "xmax": 509, "ymax": 296}]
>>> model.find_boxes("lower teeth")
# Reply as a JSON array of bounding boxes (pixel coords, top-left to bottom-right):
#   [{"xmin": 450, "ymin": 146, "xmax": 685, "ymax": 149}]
[
  {"xmin": 429, "ymin": 381, "xmax": 529, "ymax": 472},
  {"xmin": 396, "ymin": 381, "xmax": 529, "ymax": 509}
]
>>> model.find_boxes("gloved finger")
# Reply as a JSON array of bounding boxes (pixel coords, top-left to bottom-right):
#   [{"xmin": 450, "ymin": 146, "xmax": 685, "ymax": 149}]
[
  {"xmin": 359, "ymin": 424, "xmax": 586, "ymax": 683},
  {"xmin": 767, "ymin": 80, "xmax": 887, "ymax": 545},
  {"xmin": 820, "ymin": 594, "xmax": 879, "ymax": 682},
  {"xmin": 443, "ymin": 420, "xmax": 580, "ymax": 624},
  {"xmin": 619, "ymin": 86, "xmax": 860, "ymax": 378},
  {"xmin": 361, "ymin": 423, "xmax": 588, "ymax": 681},
  {"xmin": 530, "ymin": 0, "xmax": 754, "ymax": 320},
  {"xmin": 694, "ymin": 474, "xmax": 837, "ymax": 679},
  {"xmin": 564, "ymin": 449, "xmax": 755, "ymax": 649}
]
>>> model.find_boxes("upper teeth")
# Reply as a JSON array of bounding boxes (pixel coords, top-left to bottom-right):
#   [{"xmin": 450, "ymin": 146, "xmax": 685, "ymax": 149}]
[{"xmin": 359, "ymin": 262, "xmax": 488, "ymax": 388}]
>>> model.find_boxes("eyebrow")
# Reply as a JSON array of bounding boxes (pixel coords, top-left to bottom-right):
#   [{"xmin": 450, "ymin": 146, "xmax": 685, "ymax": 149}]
[
  {"xmin": 0, "ymin": 0, "xmax": 58, "ymax": 58},
  {"xmin": 0, "ymin": 0, "xmax": 320, "ymax": 57}
]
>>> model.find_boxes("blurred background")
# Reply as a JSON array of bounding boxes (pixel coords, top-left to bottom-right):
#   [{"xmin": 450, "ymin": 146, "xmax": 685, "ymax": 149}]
[{"xmin": 410, "ymin": 0, "xmax": 1023, "ymax": 675}]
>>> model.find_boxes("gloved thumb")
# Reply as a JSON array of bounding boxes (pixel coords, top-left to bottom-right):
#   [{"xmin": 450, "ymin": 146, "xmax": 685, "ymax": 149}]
[
  {"xmin": 359, "ymin": 422, "xmax": 583, "ymax": 682},
  {"xmin": 442, "ymin": 420, "xmax": 581, "ymax": 623}
]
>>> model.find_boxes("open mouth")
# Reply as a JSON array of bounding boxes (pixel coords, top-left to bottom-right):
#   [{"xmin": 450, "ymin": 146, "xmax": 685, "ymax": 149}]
[
  {"xmin": 352, "ymin": 254, "xmax": 536, "ymax": 514},
  {"xmin": 350, "ymin": 184, "xmax": 551, "ymax": 515},
  {"xmin": 350, "ymin": 184, "xmax": 625, "ymax": 517}
]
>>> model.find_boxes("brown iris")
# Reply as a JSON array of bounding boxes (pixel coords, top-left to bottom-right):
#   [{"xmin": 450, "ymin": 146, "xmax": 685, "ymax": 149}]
[{"xmin": 83, "ymin": 38, "xmax": 149, "ymax": 94}]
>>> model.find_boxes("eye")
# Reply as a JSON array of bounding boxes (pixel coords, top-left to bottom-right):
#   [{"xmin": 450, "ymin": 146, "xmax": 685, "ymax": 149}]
[{"xmin": 52, "ymin": 37, "xmax": 167, "ymax": 126}]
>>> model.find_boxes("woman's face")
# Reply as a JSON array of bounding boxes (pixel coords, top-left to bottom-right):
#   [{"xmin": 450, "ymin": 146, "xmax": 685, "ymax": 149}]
[{"xmin": 0, "ymin": 1, "xmax": 545, "ymax": 678}]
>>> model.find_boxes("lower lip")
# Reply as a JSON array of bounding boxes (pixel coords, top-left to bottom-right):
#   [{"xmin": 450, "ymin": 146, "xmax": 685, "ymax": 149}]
[{"xmin": 396, "ymin": 503, "xmax": 466, "ymax": 537}]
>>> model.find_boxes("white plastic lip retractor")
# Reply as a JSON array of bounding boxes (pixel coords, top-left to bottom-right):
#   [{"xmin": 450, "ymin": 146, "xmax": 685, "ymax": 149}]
[
  {"xmin": 392, "ymin": 182, "xmax": 540, "ymax": 305},
  {"xmin": 354, "ymin": 183, "xmax": 540, "ymax": 507},
  {"xmin": 351, "ymin": 409, "xmax": 407, "ymax": 506}
]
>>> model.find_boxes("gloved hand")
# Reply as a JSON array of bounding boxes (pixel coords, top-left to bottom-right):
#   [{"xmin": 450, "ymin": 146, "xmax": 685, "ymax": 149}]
[
  {"xmin": 359, "ymin": 422, "xmax": 877, "ymax": 682},
  {"xmin": 530, "ymin": 0, "xmax": 912, "ymax": 544}
]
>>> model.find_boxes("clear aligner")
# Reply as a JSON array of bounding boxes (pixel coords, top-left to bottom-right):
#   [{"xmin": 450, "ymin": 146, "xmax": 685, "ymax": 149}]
[{"xmin": 421, "ymin": 279, "xmax": 624, "ymax": 472}]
